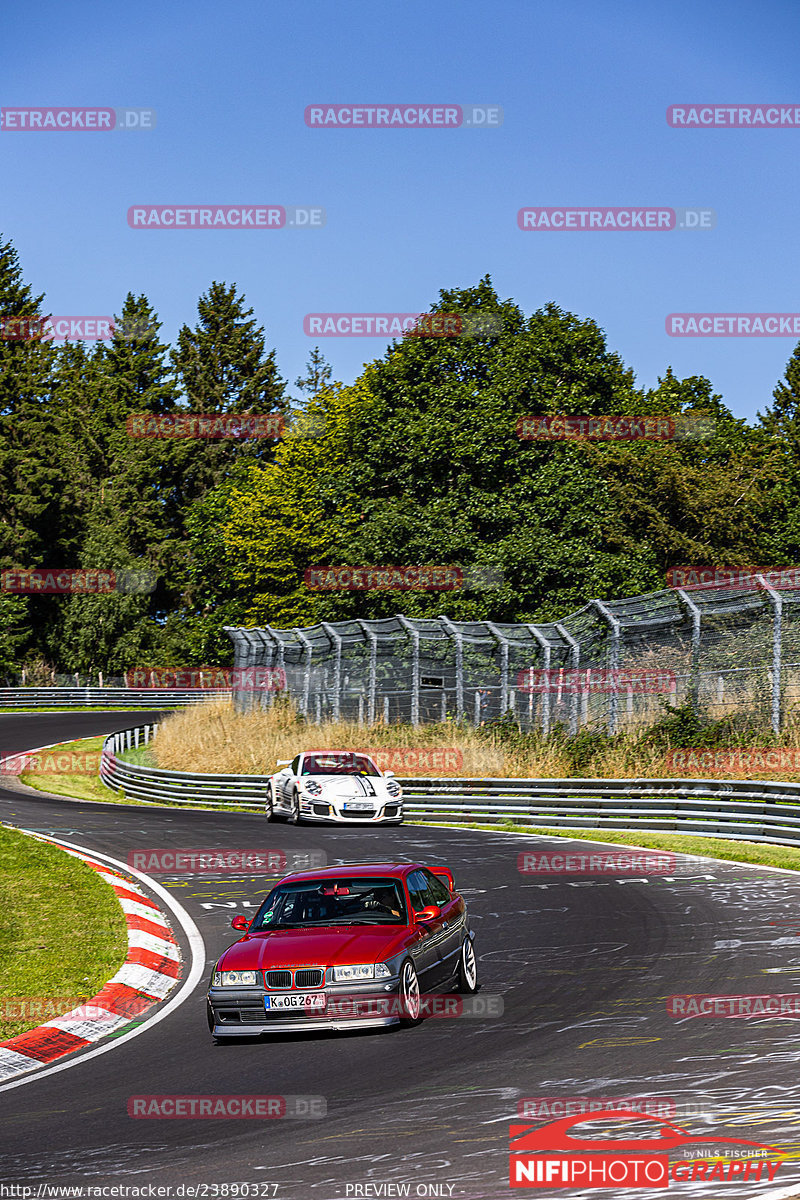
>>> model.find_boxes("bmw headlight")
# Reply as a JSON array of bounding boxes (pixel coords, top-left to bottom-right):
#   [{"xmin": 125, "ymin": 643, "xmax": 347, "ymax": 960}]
[
  {"xmin": 332, "ymin": 963, "xmax": 392, "ymax": 982},
  {"xmin": 212, "ymin": 970, "xmax": 258, "ymax": 986}
]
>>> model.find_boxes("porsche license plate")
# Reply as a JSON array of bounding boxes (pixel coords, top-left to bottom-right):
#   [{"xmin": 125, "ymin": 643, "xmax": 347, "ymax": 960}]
[
  {"xmin": 343, "ymin": 801, "xmax": 374, "ymax": 811},
  {"xmin": 264, "ymin": 993, "xmax": 326, "ymax": 1010}
]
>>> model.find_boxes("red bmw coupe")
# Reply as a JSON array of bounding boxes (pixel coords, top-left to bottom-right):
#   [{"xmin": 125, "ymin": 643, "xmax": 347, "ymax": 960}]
[{"xmin": 206, "ymin": 861, "xmax": 477, "ymax": 1038}]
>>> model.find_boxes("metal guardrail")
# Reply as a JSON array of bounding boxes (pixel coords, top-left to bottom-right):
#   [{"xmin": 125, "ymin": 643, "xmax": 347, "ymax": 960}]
[
  {"xmin": 98, "ymin": 723, "xmax": 800, "ymax": 847},
  {"xmin": 101, "ymin": 724, "xmax": 269, "ymax": 809},
  {"xmin": 0, "ymin": 687, "xmax": 231, "ymax": 708}
]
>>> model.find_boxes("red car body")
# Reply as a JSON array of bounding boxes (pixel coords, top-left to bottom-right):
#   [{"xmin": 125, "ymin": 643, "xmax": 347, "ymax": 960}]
[{"xmin": 206, "ymin": 861, "xmax": 477, "ymax": 1037}]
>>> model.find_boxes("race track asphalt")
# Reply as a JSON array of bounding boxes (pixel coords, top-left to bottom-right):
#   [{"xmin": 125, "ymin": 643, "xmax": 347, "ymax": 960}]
[{"xmin": 1, "ymin": 711, "xmax": 800, "ymax": 1199}]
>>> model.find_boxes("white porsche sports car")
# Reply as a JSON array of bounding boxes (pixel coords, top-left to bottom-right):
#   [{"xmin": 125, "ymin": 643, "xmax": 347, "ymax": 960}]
[{"xmin": 266, "ymin": 750, "xmax": 404, "ymax": 825}]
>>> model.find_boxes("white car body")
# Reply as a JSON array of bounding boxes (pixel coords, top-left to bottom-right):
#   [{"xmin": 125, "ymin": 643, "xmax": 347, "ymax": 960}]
[{"xmin": 267, "ymin": 750, "xmax": 404, "ymax": 825}]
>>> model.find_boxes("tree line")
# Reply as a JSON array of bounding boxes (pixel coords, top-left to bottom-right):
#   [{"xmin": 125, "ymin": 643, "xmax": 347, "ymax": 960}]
[{"xmin": 2, "ymin": 237, "xmax": 799, "ymax": 675}]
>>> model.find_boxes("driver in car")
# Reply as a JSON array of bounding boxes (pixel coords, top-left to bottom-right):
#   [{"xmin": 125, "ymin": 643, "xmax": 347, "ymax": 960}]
[{"xmin": 369, "ymin": 886, "xmax": 402, "ymax": 919}]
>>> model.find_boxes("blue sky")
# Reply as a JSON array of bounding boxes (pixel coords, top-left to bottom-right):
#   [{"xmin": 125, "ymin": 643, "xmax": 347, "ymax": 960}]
[{"xmin": 2, "ymin": 0, "xmax": 799, "ymax": 420}]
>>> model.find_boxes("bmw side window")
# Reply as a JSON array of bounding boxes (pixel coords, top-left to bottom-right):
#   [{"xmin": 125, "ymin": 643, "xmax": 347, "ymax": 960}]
[
  {"xmin": 407, "ymin": 870, "xmax": 433, "ymax": 911},
  {"xmin": 423, "ymin": 871, "xmax": 450, "ymax": 905}
]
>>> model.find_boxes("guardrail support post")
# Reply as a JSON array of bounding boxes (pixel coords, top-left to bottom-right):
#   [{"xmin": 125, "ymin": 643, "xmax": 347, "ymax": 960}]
[{"xmin": 757, "ymin": 574, "xmax": 783, "ymax": 734}]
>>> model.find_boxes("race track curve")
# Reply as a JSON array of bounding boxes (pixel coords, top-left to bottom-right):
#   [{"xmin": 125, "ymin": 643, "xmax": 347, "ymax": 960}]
[{"xmin": 1, "ymin": 712, "xmax": 800, "ymax": 1199}]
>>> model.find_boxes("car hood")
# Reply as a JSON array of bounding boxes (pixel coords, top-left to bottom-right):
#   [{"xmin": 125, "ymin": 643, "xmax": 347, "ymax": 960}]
[
  {"xmin": 219, "ymin": 926, "xmax": 412, "ymax": 969},
  {"xmin": 300, "ymin": 775, "xmax": 388, "ymax": 796}
]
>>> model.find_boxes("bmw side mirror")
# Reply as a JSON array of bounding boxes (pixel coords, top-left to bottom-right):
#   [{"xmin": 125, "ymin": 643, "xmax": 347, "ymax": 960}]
[
  {"xmin": 414, "ymin": 905, "xmax": 441, "ymax": 923},
  {"xmin": 231, "ymin": 915, "xmax": 250, "ymax": 931}
]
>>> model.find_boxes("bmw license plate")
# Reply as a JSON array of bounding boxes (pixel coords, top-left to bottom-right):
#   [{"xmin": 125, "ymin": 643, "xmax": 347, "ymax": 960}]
[
  {"xmin": 264, "ymin": 993, "xmax": 326, "ymax": 1010},
  {"xmin": 343, "ymin": 801, "xmax": 374, "ymax": 811}
]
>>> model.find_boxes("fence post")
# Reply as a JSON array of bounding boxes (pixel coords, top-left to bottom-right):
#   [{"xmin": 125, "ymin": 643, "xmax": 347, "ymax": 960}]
[
  {"xmin": 294, "ymin": 627, "xmax": 313, "ymax": 716},
  {"xmin": 357, "ymin": 621, "xmax": 378, "ymax": 724},
  {"xmin": 757, "ymin": 574, "xmax": 783, "ymax": 734},
  {"xmin": 676, "ymin": 588, "xmax": 702, "ymax": 713},
  {"xmin": 320, "ymin": 623, "xmax": 343, "ymax": 721},
  {"xmin": 591, "ymin": 600, "xmax": 621, "ymax": 735},
  {"xmin": 527, "ymin": 624, "xmax": 552, "ymax": 736},
  {"xmin": 555, "ymin": 623, "xmax": 580, "ymax": 737},
  {"xmin": 397, "ymin": 617, "xmax": 420, "ymax": 726},
  {"xmin": 439, "ymin": 616, "xmax": 463, "ymax": 720},
  {"xmin": 486, "ymin": 622, "xmax": 510, "ymax": 716}
]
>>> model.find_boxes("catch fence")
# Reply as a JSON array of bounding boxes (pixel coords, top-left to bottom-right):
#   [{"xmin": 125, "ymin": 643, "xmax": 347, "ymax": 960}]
[{"xmin": 225, "ymin": 574, "xmax": 800, "ymax": 734}]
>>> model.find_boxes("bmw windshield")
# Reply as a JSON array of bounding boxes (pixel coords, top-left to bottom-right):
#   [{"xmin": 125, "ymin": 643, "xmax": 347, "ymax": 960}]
[{"xmin": 251, "ymin": 878, "xmax": 407, "ymax": 929}]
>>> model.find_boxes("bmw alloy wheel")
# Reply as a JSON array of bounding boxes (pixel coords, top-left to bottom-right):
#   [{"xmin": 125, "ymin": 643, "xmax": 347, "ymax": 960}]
[
  {"xmin": 399, "ymin": 959, "xmax": 421, "ymax": 1025},
  {"xmin": 457, "ymin": 936, "xmax": 478, "ymax": 993}
]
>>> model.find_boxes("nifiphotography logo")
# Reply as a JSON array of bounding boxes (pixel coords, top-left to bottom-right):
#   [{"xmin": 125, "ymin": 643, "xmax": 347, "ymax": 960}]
[{"xmin": 508, "ymin": 1110, "xmax": 783, "ymax": 1188}]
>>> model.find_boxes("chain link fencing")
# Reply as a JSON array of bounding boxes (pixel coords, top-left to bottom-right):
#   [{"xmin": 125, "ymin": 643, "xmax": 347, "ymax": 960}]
[{"xmin": 224, "ymin": 573, "xmax": 800, "ymax": 734}]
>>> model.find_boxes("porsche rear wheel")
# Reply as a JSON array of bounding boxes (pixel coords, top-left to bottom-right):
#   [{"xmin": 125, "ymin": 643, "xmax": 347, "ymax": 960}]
[
  {"xmin": 457, "ymin": 936, "xmax": 478, "ymax": 993},
  {"xmin": 265, "ymin": 782, "xmax": 275, "ymax": 820},
  {"xmin": 398, "ymin": 959, "xmax": 422, "ymax": 1026}
]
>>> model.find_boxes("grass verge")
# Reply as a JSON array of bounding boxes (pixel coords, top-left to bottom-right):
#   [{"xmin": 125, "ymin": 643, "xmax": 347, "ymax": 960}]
[{"xmin": 0, "ymin": 824, "xmax": 128, "ymax": 1039}]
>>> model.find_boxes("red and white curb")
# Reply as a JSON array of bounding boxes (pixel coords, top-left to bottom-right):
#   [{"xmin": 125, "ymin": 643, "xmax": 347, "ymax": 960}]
[{"xmin": 0, "ymin": 834, "xmax": 183, "ymax": 1083}]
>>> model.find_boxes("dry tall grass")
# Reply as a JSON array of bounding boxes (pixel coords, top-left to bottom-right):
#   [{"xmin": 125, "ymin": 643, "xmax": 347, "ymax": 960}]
[{"xmin": 151, "ymin": 698, "xmax": 800, "ymax": 781}]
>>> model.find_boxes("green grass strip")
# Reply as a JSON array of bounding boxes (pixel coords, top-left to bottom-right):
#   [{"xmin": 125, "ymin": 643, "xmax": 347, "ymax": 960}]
[{"xmin": 0, "ymin": 824, "xmax": 128, "ymax": 1040}]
